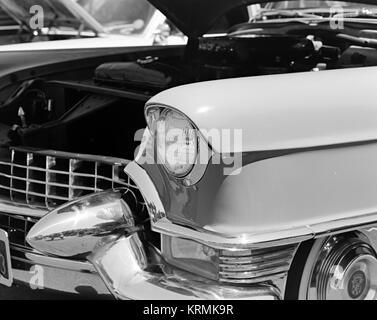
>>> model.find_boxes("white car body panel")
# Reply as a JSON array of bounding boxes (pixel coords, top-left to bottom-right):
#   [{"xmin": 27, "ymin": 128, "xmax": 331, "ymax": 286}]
[
  {"xmin": 149, "ymin": 66, "xmax": 377, "ymax": 153},
  {"xmin": 207, "ymin": 142, "xmax": 377, "ymax": 235}
]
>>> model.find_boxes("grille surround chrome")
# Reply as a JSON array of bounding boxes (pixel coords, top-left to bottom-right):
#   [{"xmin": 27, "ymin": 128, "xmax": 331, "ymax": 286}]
[{"xmin": 0, "ymin": 147, "xmax": 138, "ymax": 210}]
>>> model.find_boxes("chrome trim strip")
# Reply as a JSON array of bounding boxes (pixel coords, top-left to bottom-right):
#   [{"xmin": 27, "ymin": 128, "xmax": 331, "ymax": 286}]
[
  {"xmin": 155, "ymin": 219, "xmax": 312, "ymax": 249},
  {"xmin": 21, "ymin": 251, "xmax": 96, "ymax": 273},
  {"xmin": 11, "ymin": 147, "xmax": 130, "ymax": 166},
  {"xmin": 125, "ymin": 161, "xmax": 377, "ymax": 249},
  {"xmin": 0, "ymin": 200, "xmax": 47, "ymax": 218},
  {"xmin": 219, "ymin": 266, "xmax": 289, "ymax": 279},
  {"xmin": 0, "ymin": 26, "xmax": 20, "ymax": 31},
  {"xmin": 1, "ymin": 185, "xmax": 71, "ymax": 202},
  {"xmin": 219, "ymin": 249, "xmax": 295, "ymax": 264},
  {"xmin": 309, "ymin": 210, "xmax": 377, "ymax": 237},
  {"xmin": 10, "ymin": 244, "xmax": 96, "ymax": 273},
  {"xmin": 219, "ymin": 274, "xmax": 286, "ymax": 285}
]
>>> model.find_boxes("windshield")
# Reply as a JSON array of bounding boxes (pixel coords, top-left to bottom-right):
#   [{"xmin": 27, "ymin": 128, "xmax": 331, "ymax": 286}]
[{"xmin": 77, "ymin": 0, "xmax": 157, "ymax": 35}]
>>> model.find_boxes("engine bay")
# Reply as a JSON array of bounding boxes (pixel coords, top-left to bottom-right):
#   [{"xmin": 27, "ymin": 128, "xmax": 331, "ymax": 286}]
[{"xmin": 1, "ymin": 29, "xmax": 377, "ymax": 162}]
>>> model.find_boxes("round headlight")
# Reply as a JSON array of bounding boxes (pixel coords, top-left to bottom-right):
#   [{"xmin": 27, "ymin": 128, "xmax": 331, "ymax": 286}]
[{"xmin": 147, "ymin": 107, "xmax": 198, "ymax": 178}]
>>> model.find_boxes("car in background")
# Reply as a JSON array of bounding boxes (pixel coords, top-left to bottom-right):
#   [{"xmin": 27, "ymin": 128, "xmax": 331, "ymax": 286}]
[
  {"xmin": 0, "ymin": 0, "xmax": 186, "ymax": 51},
  {"xmin": 0, "ymin": 0, "xmax": 104, "ymax": 45},
  {"xmin": 77, "ymin": 0, "xmax": 185, "ymax": 44}
]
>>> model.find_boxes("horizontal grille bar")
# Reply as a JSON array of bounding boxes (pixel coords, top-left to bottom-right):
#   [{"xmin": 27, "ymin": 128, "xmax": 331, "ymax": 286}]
[{"xmin": 218, "ymin": 244, "xmax": 298, "ymax": 284}]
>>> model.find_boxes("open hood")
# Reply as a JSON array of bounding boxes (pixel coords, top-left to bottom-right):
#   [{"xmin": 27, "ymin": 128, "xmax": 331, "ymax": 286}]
[
  {"xmin": 0, "ymin": 0, "xmax": 104, "ymax": 34},
  {"xmin": 148, "ymin": 0, "xmax": 377, "ymax": 38}
]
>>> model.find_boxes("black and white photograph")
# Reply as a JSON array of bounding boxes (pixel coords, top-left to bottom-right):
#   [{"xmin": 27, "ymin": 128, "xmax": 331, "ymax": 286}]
[{"xmin": 0, "ymin": 0, "xmax": 376, "ymax": 308}]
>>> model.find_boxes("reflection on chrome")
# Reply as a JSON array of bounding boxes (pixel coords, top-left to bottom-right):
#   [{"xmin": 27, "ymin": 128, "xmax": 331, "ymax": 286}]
[
  {"xmin": 306, "ymin": 233, "xmax": 377, "ymax": 300},
  {"xmin": 27, "ymin": 190, "xmax": 140, "ymax": 258},
  {"xmin": 88, "ymin": 233, "xmax": 281, "ymax": 300}
]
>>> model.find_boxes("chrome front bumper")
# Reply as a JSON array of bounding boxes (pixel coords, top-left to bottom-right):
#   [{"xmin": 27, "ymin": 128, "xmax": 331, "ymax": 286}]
[
  {"xmin": 7, "ymin": 239, "xmax": 280, "ymax": 300},
  {"xmin": 88, "ymin": 233, "xmax": 281, "ymax": 300},
  {"xmin": 0, "ymin": 160, "xmax": 282, "ymax": 300},
  {"xmin": 10, "ymin": 247, "xmax": 112, "ymax": 298},
  {"xmin": 2, "ymin": 216, "xmax": 281, "ymax": 300}
]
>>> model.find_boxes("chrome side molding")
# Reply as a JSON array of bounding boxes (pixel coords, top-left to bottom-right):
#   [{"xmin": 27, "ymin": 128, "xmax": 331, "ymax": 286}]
[{"xmin": 26, "ymin": 190, "xmax": 140, "ymax": 258}]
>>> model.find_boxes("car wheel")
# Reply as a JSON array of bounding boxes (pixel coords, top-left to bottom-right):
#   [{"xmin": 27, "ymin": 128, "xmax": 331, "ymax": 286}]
[{"xmin": 295, "ymin": 232, "xmax": 377, "ymax": 300}]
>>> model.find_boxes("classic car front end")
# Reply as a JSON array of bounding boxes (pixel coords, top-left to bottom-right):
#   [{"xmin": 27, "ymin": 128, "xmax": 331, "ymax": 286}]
[
  {"xmin": 2, "ymin": 0, "xmax": 377, "ymax": 300},
  {"xmin": 118, "ymin": 69, "xmax": 377, "ymax": 300}
]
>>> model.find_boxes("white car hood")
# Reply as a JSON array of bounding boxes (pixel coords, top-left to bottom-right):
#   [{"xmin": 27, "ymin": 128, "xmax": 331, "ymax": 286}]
[{"xmin": 149, "ymin": 66, "xmax": 377, "ymax": 153}]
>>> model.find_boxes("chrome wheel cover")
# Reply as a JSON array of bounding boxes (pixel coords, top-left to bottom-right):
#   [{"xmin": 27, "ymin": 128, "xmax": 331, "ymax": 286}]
[{"xmin": 298, "ymin": 233, "xmax": 377, "ymax": 300}]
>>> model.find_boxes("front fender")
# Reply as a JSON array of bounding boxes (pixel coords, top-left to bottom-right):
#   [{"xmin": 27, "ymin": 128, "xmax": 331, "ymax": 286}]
[{"xmin": 132, "ymin": 140, "xmax": 377, "ymax": 245}]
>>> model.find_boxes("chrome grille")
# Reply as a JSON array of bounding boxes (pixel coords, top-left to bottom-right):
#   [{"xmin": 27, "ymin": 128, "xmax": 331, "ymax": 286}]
[
  {"xmin": 0, "ymin": 212, "xmax": 37, "ymax": 249},
  {"xmin": 0, "ymin": 147, "xmax": 137, "ymax": 210},
  {"xmin": 219, "ymin": 244, "xmax": 298, "ymax": 284}
]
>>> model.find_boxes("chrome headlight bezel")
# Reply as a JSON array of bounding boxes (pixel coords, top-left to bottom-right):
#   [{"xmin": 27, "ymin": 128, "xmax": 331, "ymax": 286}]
[{"xmin": 145, "ymin": 104, "xmax": 212, "ymax": 186}]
